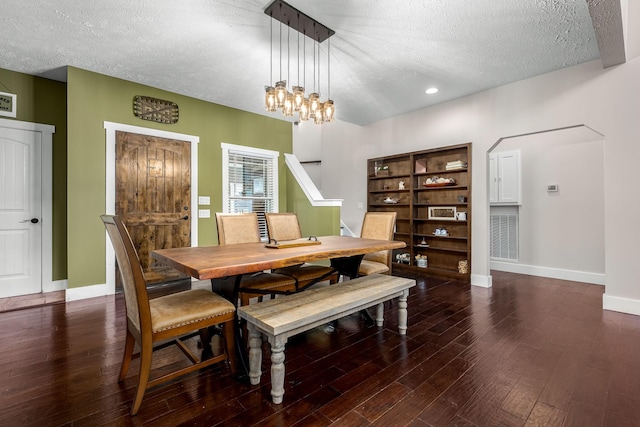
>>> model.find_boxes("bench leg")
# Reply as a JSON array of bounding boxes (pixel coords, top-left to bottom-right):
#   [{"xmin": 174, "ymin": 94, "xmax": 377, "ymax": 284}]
[
  {"xmin": 247, "ymin": 324, "xmax": 262, "ymax": 385},
  {"xmin": 376, "ymin": 303, "xmax": 384, "ymax": 326},
  {"xmin": 269, "ymin": 335, "xmax": 287, "ymax": 404},
  {"xmin": 398, "ymin": 289, "xmax": 409, "ymax": 335}
]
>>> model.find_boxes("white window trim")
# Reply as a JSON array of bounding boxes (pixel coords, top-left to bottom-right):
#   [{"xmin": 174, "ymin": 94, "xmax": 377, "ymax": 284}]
[{"xmin": 221, "ymin": 142, "xmax": 279, "ymax": 214}]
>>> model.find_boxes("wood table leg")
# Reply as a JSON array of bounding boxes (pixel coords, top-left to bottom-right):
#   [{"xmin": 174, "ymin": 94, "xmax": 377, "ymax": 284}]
[
  {"xmin": 376, "ymin": 303, "xmax": 384, "ymax": 326},
  {"xmin": 268, "ymin": 335, "xmax": 287, "ymax": 404},
  {"xmin": 398, "ymin": 289, "xmax": 408, "ymax": 335},
  {"xmin": 247, "ymin": 324, "xmax": 262, "ymax": 386}
]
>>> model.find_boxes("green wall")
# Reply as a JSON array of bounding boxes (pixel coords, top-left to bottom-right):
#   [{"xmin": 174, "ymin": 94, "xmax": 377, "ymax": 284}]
[
  {"xmin": 66, "ymin": 67, "xmax": 293, "ymax": 289},
  {"xmin": 1, "ymin": 65, "xmax": 340, "ymax": 290},
  {"xmin": 0, "ymin": 68, "xmax": 67, "ymax": 280},
  {"xmin": 285, "ymin": 169, "xmax": 341, "ymax": 237}
]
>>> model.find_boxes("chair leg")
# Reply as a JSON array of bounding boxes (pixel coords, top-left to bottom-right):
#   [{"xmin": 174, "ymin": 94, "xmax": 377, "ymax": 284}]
[
  {"xmin": 118, "ymin": 329, "xmax": 135, "ymax": 382},
  {"xmin": 199, "ymin": 328, "xmax": 213, "ymax": 359},
  {"xmin": 223, "ymin": 320, "xmax": 237, "ymax": 376},
  {"xmin": 130, "ymin": 339, "xmax": 153, "ymax": 416}
]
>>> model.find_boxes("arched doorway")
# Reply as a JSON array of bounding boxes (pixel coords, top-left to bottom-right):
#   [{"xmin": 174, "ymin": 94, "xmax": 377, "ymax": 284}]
[{"xmin": 487, "ymin": 124, "xmax": 605, "ymax": 286}]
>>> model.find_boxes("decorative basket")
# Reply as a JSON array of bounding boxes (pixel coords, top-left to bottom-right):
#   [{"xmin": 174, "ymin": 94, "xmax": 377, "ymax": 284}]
[{"xmin": 458, "ymin": 260, "xmax": 469, "ymax": 274}]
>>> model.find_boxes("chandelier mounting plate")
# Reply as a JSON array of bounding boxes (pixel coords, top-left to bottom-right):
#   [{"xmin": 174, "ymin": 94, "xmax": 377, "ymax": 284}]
[{"xmin": 264, "ymin": 0, "xmax": 335, "ymax": 43}]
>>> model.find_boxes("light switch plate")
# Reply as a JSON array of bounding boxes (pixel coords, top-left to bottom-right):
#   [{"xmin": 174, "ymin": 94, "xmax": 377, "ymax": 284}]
[
  {"xmin": 198, "ymin": 196, "xmax": 210, "ymax": 205},
  {"xmin": 198, "ymin": 209, "xmax": 211, "ymax": 218}
]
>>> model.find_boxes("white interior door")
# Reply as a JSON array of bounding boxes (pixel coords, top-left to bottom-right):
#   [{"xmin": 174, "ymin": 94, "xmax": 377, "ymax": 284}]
[{"xmin": 0, "ymin": 126, "xmax": 42, "ymax": 297}]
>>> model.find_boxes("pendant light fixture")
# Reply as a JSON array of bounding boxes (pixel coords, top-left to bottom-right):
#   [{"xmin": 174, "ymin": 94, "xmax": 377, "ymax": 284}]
[{"xmin": 264, "ymin": 0, "xmax": 336, "ymax": 125}]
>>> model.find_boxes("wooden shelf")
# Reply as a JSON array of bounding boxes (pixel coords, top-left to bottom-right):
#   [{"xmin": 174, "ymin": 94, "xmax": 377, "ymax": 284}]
[
  {"xmin": 417, "ymin": 235, "xmax": 468, "ymax": 240},
  {"xmin": 369, "ymin": 189, "xmax": 411, "ymax": 193},
  {"xmin": 368, "ymin": 143, "xmax": 471, "ymax": 281},
  {"xmin": 392, "ymin": 263, "xmax": 468, "ymax": 279},
  {"xmin": 414, "ymin": 168, "xmax": 467, "ymax": 176},
  {"xmin": 415, "ymin": 185, "xmax": 468, "ymax": 191},
  {"xmin": 414, "ymin": 203, "xmax": 467, "ymax": 207},
  {"xmin": 368, "ymin": 174, "xmax": 411, "ymax": 180},
  {"xmin": 414, "ymin": 246, "xmax": 468, "ymax": 254}
]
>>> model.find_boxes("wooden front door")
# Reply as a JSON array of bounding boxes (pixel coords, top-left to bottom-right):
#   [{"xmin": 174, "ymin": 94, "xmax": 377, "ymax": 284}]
[{"xmin": 115, "ymin": 131, "xmax": 191, "ymax": 286}]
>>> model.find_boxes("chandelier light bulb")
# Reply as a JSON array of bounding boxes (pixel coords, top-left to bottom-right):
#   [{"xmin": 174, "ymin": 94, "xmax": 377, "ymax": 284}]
[
  {"xmin": 323, "ymin": 99, "xmax": 334, "ymax": 122},
  {"xmin": 283, "ymin": 93, "xmax": 294, "ymax": 116},
  {"xmin": 314, "ymin": 104, "xmax": 324, "ymax": 124},
  {"xmin": 308, "ymin": 92, "xmax": 320, "ymax": 114},
  {"xmin": 275, "ymin": 80, "xmax": 288, "ymax": 109},
  {"xmin": 265, "ymin": 86, "xmax": 277, "ymax": 112},
  {"xmin": 292, "ymin": 86, "xmax": 305, "ymax": 111},
  {"xmin": 299, "ymin": 98, "xmax": 310, "ymax": 121}
]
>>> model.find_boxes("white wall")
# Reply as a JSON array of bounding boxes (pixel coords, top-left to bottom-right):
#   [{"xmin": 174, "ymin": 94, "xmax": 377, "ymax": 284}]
[
  {"xmin": 293, "ymin": 123, "xmax": 323, "ymax": 190},
  {"xmin": 293, "ymin": 4, "xmax": 640, "ymax": 315},
  {"xmin": 490, "ymin": 130, "xmax": 605, "ymax": 283},
  {"xmin": 295, "ymin": 53, "xmax": 640, "ymax": 315}
]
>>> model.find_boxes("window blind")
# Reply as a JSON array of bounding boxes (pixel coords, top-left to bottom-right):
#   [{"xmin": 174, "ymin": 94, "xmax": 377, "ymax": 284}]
[{"xmin": 222, "ymin": 144, "xmax": 279, "ymax": 239}]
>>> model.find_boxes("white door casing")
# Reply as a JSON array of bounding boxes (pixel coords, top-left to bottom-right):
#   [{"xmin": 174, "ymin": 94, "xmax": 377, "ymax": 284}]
[{"xmin": 0, "ymin": 118, "xmax": 54, "ymax": 297}]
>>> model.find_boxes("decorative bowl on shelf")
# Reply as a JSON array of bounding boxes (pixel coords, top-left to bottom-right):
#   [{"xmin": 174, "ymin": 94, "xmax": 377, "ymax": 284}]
[
  {"xmin": 433, "ymin": 227, "xmax": 449, "ymax": 236},
  {"xmin": 423, "ymin": 176, "xmax": 456, "ymax": 187},
  {"xmin": 383, "ymin": 197, "xmax": 399, "ymax": 204}
]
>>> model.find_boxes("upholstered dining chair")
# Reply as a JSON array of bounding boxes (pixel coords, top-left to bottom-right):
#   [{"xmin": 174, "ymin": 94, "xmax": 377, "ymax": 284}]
[
  {"xmin": 358, "ymin": 211, "xmax": 397, "ymax": 276},
  {"xmin": 101, "ymin": 215, "xmax": 236, "ymax": 416},
  {"xmin": 265, "ymin": 212, "xmax": 339, "ymax": 290},
  {"xmin": 215, "ymin": 212, "xmax": 297, "ymax": 306}
]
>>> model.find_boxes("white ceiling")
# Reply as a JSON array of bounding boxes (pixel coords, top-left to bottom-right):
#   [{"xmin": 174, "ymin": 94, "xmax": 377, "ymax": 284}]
[{"xmin": 0, "ymin": 1, "xmax": 623, "ymax": 125}]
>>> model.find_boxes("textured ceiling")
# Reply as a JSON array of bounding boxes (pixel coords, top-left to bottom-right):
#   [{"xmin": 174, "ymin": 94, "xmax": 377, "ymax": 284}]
[{"xmin": 0, "ymin": 1, "xmax": 616, "ymax": 125}]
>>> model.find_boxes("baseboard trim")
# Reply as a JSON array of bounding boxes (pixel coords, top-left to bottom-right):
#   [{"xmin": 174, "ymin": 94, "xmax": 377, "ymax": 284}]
[
  {"xmin": 490, "ymin": 261, "xmax": 605, "ymax": 285},
  {"xmin": 471, "ymin": 274, "xmax": 492, "ymax": 288},
  {"xmin": 65, "ymin": 283, "xmax": 110, "ymax": 302},
  {"xmin": 603, "ymin": 294, "xmax": 640, "ymax": 316},
  {"xmin": 44, "ymin": 279, "xmax": 67, "ymax": 293}
]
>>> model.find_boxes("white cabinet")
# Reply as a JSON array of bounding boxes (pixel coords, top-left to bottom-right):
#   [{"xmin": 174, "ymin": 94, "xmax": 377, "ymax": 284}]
[{"xmin": 489, "ymin": 150, "xmax": 520, "ymax": 205}]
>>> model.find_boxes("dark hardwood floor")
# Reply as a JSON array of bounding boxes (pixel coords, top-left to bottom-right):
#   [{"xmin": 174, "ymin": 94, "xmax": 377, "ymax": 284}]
[{"xmin": 1, "ymin": 271, "xmax": 639, "ymax": 426}]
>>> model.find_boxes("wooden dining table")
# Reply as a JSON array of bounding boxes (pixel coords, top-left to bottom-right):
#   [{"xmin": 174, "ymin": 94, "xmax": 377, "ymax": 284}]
[
  {"xmin": 151, "ymin": 235, "xmax": 406, "ymax": 282},
  {"xmin": 151, "ymin": 235, "xmax": 406, "ymax": 377}
]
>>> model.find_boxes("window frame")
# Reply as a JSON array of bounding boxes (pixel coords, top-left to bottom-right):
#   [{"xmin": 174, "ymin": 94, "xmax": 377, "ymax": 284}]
[{"xmin": 221, "ymin": 142, "xmax": 280, "ymax": 239}]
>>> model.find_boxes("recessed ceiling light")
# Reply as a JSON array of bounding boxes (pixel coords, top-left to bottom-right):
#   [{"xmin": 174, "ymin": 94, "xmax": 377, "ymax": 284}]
[{"xmin": 425, "ymin": 87, "xmax": 439, "ymax": 95}]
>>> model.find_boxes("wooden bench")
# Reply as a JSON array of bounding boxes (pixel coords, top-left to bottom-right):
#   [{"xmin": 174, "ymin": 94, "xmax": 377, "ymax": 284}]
[{"xmin": 237, "ymin": 273, "xmax": 416, "ymax": 403}]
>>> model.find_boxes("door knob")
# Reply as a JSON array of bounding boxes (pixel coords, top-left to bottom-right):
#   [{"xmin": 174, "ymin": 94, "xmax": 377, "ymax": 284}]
[
  {"xmin": 20, "ymin": 218, "xmax": 39, "ymax": 224},
  {"xmin": 181, "ymin": 215, "xmax": 189, "ymax": 221}
]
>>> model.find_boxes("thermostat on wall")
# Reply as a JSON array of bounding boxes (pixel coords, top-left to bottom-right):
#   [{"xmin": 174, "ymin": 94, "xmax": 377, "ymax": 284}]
[{"xmin": 547, "ymin": 184, "xmax": 558, "ymax": 192}]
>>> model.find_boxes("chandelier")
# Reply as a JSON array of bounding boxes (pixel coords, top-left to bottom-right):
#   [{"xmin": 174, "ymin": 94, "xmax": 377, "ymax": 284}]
[{"xmin": 264, "ymin": 0, "xmax": 335, "ymax": 124}]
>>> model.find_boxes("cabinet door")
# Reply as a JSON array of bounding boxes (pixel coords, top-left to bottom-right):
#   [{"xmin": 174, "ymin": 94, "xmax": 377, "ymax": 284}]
[
  {"xmin": 497, "ymin": 151, "xmax": 520, "ymax": 204},
  {"xmin": 489, "ymin": 154, "xmax": 499, "ymax": 203}
]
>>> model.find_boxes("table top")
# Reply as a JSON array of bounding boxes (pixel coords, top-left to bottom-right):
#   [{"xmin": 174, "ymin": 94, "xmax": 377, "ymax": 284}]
[{"xmin": 152, "ymin": 235, "xmax": 406, "ymax": 280}]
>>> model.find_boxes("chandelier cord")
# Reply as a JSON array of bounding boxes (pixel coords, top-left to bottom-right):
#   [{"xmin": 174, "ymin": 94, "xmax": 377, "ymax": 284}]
[
  {"xmin": 297, "ymin": 19, "xmax": 300, "ymax": 87},
  {"xmin": 270, "ymin": 15, "xmax": 273, "ymax": 85},
  {"xmin": 279, "ymin": 20, "xmax": 282, "ymax": 81},
  {"xmin": 328, "ymin": 38, "xmax": 330, "ymax": 99},
  {"xmin": 287, "ymin": 24, "xmax": 290, "ymax": 86},
  {"xmin": 318, "ymin": 39, "xmax": 321, "ymax": 97}
]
